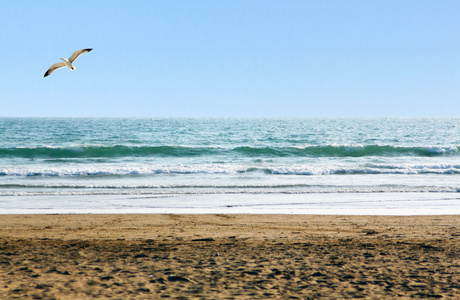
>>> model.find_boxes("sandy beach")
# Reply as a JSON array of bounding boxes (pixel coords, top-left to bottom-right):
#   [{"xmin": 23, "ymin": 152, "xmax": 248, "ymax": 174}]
[{"xmin": 1, "ymin": 214, "xmax": 459, "ymax": 299}]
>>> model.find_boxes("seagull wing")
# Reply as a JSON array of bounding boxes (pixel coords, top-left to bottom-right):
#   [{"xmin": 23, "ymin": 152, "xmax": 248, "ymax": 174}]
[
  {"xmin": 44, "ymin": 62, "xmax": 66, "ymax": 77},
  {"xmin": 68, "ymin": 48, "xmax": 93, "ymax": 63}
]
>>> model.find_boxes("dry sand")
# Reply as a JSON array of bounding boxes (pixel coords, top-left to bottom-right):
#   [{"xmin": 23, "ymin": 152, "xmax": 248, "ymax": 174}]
[{"xmin": 0, "ymin": 214, "xmax": 459, "ymax": 299}]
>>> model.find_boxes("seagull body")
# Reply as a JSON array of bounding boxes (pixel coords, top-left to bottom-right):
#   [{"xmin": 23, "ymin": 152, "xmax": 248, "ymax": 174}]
[{"xmin": 44, "ymin": 48, "xmax": 92, "ymax": 77}]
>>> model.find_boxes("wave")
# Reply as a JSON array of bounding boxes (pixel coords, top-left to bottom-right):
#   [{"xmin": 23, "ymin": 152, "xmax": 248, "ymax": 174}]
[
  {"xmin": 234, "ymin": 145, "xmax": 459, "ymax": 157},
  {"xmin": 0, "ymin": 145, "xmax": 219, "ymax": 159},
  {"xmin": 1, "ymin": 184, "xmax": 459, "ymax": 197},
  {"xmin": 0, "ymin": 144, "xmax": 458, "ymax": 159},
  {"xmin": 1, "ymin": 163, "xmax": 460, "ymax": 177}
]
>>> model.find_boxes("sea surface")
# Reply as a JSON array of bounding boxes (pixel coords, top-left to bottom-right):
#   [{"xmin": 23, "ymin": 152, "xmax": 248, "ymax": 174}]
[{"xmin": 1, "ymin": 117, "xmax": 459, "ymax": 214}]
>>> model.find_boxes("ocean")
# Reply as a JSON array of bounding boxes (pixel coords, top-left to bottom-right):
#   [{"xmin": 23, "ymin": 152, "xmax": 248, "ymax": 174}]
[{"xmin": 1, "ymin": 117, "xmax": 459, "ymax": 214}]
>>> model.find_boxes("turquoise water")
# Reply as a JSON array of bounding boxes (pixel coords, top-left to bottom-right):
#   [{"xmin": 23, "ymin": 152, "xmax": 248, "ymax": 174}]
[{"xmin": 1, "ymin": 117, "xmax": 459, "ymax": 213}]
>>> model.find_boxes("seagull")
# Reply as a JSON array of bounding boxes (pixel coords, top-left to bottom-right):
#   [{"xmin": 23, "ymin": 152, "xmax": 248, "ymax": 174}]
[{"xmin": 44, "ymin": 48, "xmax": 93, "ymax": 77}]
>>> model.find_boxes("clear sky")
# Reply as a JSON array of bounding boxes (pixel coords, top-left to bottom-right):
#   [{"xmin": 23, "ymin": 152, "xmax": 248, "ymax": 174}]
[{"xmin": 1, "ymin": 1, "xmax": 459, "ymax": 117}]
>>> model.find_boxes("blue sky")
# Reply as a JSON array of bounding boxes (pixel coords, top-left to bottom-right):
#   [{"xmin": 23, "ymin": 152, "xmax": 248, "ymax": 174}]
[{"xmin": 1, "ymin": 1, "xmax": 459, "ymax": 117}]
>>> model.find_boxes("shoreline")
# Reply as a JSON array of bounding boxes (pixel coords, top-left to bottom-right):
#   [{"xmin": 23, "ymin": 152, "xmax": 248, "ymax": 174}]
[
  {"xmin": 1, "ymin": 214, "xmax": 460, "ymax": 299},
  {"xmin": 3, "ymin": 192, "xmax": 460, "ymax": 216}
]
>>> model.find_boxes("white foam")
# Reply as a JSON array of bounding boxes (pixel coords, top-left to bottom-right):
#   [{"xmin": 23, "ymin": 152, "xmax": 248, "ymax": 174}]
[{"xmin": 2, "ymin": 161, "xmax": 460, "ymax": 177}]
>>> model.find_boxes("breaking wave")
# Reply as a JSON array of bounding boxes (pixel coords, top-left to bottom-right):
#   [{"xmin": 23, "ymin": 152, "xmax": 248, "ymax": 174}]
[
  {"xmin": 0, "ymin": 144, "xmax": 458, "ymax": 159},
  {"xmin": 1, "ymin": 163, "xmax": 460, "ymax": 177}
]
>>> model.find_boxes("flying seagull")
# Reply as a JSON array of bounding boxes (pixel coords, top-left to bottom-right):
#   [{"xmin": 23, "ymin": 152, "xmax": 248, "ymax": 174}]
[{"xmin": 44, "ymin": 48, "xmax": 93, "ymax": 77}]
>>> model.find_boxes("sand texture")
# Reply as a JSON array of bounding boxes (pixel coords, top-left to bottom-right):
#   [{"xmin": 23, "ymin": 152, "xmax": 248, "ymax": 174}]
[{"xmin": 1, "ymin": 214, "xmax": 460, "ymax": 299}]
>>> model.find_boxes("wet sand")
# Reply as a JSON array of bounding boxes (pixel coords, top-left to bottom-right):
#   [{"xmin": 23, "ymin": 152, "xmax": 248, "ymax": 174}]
[{"xmin": 1, "ymin": 214, "xmax": 459, "ymax": 299}]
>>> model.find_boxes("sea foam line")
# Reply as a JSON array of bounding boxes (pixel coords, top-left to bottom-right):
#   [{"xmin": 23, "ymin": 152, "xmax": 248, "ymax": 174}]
[
  {"xmin": 1, "ymin": 162, "xmax": 460, "ymax": 177},
  {"xmin": 1, "ymin": 186, "xmax": 460, "ymax": 197}
]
